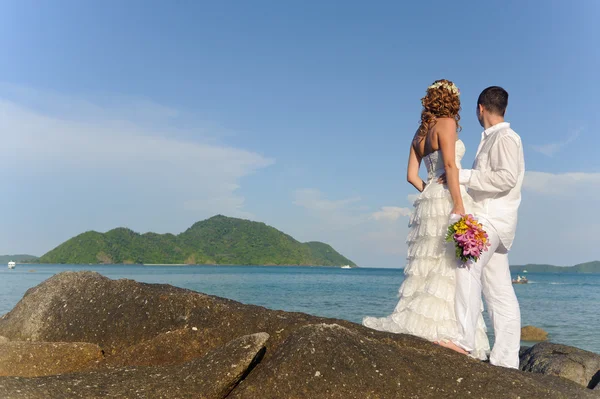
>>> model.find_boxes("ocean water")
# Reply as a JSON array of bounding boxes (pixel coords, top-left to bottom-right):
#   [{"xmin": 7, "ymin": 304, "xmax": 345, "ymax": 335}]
[{"xmin": 1, "ymin": 264, "xmax": 598, "ymax": 354}]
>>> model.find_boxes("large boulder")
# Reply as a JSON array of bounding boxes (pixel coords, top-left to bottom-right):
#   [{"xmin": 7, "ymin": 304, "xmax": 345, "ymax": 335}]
[
  {"xmin": 229, "ymin": 323, "xmax": 594, "ymax": 399},
  {"xmin": 100, "ymin": 327, "xmax": 229, "ymax": 368},
  {"xmin": 0, "ymin": 271, "xmax": 596, "ymax": 398},
  {"xmin": 520, "ymin": 342, "xmax": 600, "ymax": 389},
  {"xmin": 0, "ymin": 341, "xmax": 103, "ymax": 377},
  {"xmin": 0, "ymin": 271, "xmax": 339, "ymax": 358},
  {"xmin": 0, "ymin": 332, "xmax": 269, "ymax": 399},
  {"xmin": 521, "ymin": 325, "xmax": 549, "ymax": 341}
]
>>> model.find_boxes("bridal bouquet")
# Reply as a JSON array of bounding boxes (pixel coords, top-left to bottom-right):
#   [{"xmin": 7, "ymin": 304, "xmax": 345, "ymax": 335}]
[{"xmin": 446, "ymin": 214, "xmax": 491, "ymax": 266}]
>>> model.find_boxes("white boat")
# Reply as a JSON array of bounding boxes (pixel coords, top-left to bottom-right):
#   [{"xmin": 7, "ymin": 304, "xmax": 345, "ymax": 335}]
[
  {"xmin": 341, "ymin": 265, "xmax": 352, "ymax": 269},
  {"xmin": 523, "ymin": 269, "xmax": 528, "ymax": 273},
  {"xmin": 8, "ymin": 261, "xmax": 16, "ymax": 269},
  {"xmin": 512, "ymin": 275, "xmax": 528, "ymax": 284}
]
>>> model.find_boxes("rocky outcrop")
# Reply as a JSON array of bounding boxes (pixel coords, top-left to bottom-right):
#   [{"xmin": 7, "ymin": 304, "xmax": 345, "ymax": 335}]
[
  {"xmin": 0, "ymin": 271, "xmax": 334, "ymax": 358},
  {"xmin": 521, "ymin": 325, "xmax": 549, "ymax": 341},
  {"xmin": 0, "ymin": 272, "xmax": 596, "ymax": 398},
  {"xmin": 520, "ymin": 342, "xmax": 600, "ymax": 389},
  {"xmin": 0, "ymin": 333, "xmax": 269, "ymax": 399},
  {"xmin": 229, "ymin": 323, "xmax": 594, "ymax": 399},
  {"xmin": 0, "ymin": 342, "xmax": 103, "ymax": 377},
  {"xmin": 99, "ymin": 327, "xmax": 228, "ymax": 368}
]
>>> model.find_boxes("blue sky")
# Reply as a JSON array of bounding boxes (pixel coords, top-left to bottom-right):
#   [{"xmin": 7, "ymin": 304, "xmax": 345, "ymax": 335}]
[{"xmin": 1, "ymin": 1, "xmax": 599, "ymax": 267}]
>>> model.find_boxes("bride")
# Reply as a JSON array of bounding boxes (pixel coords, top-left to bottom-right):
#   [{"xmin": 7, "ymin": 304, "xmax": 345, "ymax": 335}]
[{"xmin": 363, "ymin": 79, "xmax": 489, "ymax": 360}]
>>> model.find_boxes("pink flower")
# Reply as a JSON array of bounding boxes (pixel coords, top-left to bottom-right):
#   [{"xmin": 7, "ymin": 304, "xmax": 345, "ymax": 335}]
[
  {"xmin": 454, "ymin": 233, "xmax": 467, "ymax": 244},
  {"xmin": 463, "ymin": 244, "xmax": 480, "ymax": 258}
]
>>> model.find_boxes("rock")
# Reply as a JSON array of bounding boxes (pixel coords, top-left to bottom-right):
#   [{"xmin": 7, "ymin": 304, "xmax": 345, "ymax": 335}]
[
  {"xmin": 520, "ymin": 342, "xmax": 600, "ymax": 389},
  {"xmin": 0, "ymin": 272, "xmax": 596, "ymax": 398},
  {"xmin": 230, "ymin": 323, "xmax": 594, "ymax": 399},
  {"xmin": 0, "ymin": 341, "xmax": 103, "ymax": 377},
  {"xmin": 521, "ymin": 325, "xmax": 549, "ymax": 341},
  {"xmin": 100, "ymin": 327, "xmax": 229, "ymax": 368},
  {"xmin": 0, "ymin": 271, "xmax": 337, "ymax": 359},
  {"xmin": 0, "ymin": 332, "xmax": 269, "ymax": 399},
  {"xmin": 520, "ymin": 345, "xmax": 530, "ymax": 357}
]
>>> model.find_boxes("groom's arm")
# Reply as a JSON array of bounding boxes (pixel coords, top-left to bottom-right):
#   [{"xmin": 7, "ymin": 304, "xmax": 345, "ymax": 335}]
[{"xmin": 459, "ymin": 135, "xmax": 521, "ymax": 193}]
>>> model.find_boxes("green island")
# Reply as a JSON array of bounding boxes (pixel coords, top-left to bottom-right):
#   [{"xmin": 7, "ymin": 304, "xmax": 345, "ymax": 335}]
[
  {"xmin": 510, "ymin": 261, "xmax": 600, "ymax": 274},
  {"xmin": 35, "ymin": 215, "xmax": 357, "ymax": 267}
]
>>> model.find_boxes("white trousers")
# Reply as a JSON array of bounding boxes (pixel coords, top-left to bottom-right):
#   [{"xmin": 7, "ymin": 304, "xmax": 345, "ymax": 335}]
[{"xmin": 454, "ymin": 223, "xmax": 521, "ymax": 369}]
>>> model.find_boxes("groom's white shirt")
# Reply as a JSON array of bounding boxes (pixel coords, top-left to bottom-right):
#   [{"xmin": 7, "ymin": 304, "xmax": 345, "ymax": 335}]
[{"xmin": 459, "ymin": 122, "xmax": 524, "ymax": 251}]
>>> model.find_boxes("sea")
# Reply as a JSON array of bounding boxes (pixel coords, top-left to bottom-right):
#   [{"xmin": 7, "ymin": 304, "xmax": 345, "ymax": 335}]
[{"xmin": 1, "ymin": 264, "xmax": 598, "ymax": 354}]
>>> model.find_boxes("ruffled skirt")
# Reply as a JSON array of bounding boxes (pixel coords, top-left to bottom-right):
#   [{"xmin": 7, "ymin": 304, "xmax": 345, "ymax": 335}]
[{"xmin": 363, "ymin": 180, "xmax": 490, "ymax": 360}]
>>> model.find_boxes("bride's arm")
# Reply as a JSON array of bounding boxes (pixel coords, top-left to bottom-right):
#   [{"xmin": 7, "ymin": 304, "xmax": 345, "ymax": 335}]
[
  {"xmin": 437, "ymin": 120, "xmax": 465, "ymax": 215},
  {"xmin": 407, "ymin": 141, "xmax": 425, "ymax": 192}
]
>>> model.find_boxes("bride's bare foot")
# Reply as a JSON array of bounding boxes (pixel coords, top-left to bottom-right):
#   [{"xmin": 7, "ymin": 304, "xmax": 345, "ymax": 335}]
[{"xmin": 433, "ymin": 340, "xmax": 469, "ymax": 355}]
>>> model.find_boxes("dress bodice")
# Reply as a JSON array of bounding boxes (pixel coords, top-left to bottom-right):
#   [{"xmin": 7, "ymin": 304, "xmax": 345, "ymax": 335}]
[{"xmin": 423, "ymin": 139, "xmax": 465, "ymax": 181}]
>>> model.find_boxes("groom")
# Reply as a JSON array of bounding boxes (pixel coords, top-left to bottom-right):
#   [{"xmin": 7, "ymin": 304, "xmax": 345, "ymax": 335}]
[{"xmin": 442, "ymin": 86, "xmax": 525, "ymax": 368}]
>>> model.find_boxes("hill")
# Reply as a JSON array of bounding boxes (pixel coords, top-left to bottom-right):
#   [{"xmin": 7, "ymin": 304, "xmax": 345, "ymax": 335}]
[
  {"xmin": 0, "ymin": 254, "xmax": 38, "ymax": 264},
  {"xmin": 38, "ymin": 215, "xmax": 357, "ymax": 267},
  {"xmin": 510, "ymin": 261, "xmax": 600, "ymax": 274}
]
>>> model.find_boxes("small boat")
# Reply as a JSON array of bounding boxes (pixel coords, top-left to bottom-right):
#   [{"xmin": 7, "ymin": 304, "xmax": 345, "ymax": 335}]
[
  {"xmin": 8, "ymin": 261, "xmax": 16, "ymax": 269},
  {"xmin": 512, "ymin": 275, "xmax": 528, "ymax": 284},
  {"xmin": 341, "ymin": 265, "xmax": 352, "ymax": 269},
  {"xmin": 523, "ymin": 269, "xmax": 528, "ymax": 273}
]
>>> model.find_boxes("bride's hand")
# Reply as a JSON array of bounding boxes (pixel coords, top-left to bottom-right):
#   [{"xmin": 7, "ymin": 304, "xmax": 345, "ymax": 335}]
[{"xmin": 451, "ymin": 205, "xmax": 465, "ymax": 216}]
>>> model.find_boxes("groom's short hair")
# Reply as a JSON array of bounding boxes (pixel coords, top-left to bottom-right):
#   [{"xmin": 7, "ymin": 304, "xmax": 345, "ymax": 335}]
[{"xmin": 478, "ymin": 86, "xmax": 508, "ymax": 116}]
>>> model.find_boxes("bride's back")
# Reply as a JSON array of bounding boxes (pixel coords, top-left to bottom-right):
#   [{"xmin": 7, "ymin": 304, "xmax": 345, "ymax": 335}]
[
  {"xmin": 412, "ymin": 117, "xmax": 457, "ymax": 159},
  {"xmin": 413, "ymin": 118, "xmax": 465, "ymax": 179}
]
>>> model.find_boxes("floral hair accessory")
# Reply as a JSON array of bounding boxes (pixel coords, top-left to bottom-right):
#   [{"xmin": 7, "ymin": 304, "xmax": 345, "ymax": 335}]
[{"xmin": 428, "ymin": 81, "xmax": 460, "ymax": 96}]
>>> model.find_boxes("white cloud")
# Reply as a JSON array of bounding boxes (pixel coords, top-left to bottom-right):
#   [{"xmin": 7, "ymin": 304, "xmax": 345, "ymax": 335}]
[
  {"xmin": 293, "ymin": 189, "xmax": 361, "ymax": 212},
  {"xmin": 407, "ymin": 194, "xmax": 420, "ymax": 203},
  {"xmin": 0, "ymin": 86, "xmax": 274, "ymax": 254},
  {"xmin": 0, "ymin": 99, "xmax": 273, "ymax": 214},
  {"xmin": 523, "ymin": 171, "xmax": 600, "ymax": 196},
  {"xmin": 531, "ymin": 128, "xmax": 582, "ymax": 157},
  {"xmin": 292, "ymin": 189, "xmax": 369, "ymax": 231},
  {"xmin": 362, "ymin": 229, "xmax": 408, "ymax": 255},
  {"xmin": 509, "ymin": 170, "xmax": 600, "ymax": 265},
  {"xmin": 371, "ymin": 206, "xmax": 411, "ymax": 222},
  {"xmin": 291, "ymin": 189, "xmax": 413, "ymax": 265},
  {"xmin": 293, "ymin": 189, "xmax": 413, "ymax": 227},
  {"xmin": 294, "ymin": 173, "xmax": 600, "ymax": 267}
]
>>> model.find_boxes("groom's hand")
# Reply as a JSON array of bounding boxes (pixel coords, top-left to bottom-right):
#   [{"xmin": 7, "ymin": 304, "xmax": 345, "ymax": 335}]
[{"xmin": 437, "ymin": 174, "xmax": 447, "ymax": 184}]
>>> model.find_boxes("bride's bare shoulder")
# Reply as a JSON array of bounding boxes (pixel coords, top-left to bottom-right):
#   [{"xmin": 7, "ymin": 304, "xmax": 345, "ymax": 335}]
[
  {"xmin": 435, "ymin": 117, "xmax": 456, "ymax": 126},
  {"xmin": 434, "ymin": 118, "xmax": 457, "ymax": 135}
]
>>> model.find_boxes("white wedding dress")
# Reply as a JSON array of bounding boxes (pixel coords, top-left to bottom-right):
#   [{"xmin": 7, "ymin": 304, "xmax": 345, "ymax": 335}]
[{"xmin": 363, "ymin": 139, "xmax": 490, "ymax": 360}]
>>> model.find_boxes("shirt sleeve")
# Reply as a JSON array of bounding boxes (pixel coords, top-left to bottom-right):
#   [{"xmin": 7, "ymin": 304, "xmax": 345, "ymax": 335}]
[
  {"xmin": 462, "ymin": 135, "xmax": 521, "ymax": 193},
  {"xmin": 459, "ymin": 169, "xmax": 472, "ymax": 184}
]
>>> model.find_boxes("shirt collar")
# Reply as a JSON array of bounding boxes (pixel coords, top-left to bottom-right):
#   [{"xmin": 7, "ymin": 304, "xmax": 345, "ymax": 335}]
[{"xmin": 483, "ymin": 122, "xmax": 510, "ymax": 138}]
